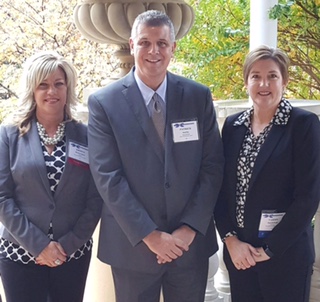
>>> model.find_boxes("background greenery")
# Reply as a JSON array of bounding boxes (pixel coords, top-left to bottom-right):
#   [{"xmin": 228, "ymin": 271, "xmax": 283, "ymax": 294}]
[
  {"xmin": 174, "ymin": 0, "xmax": 320, "ymax": 100},
  {"xmin": 0, "ymin": 0, "xmax": 319, "ymax": 122}
]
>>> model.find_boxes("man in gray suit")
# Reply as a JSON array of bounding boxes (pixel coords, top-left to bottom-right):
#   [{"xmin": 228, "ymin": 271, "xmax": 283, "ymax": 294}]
[{"xmin": 88, "ymin": 10, "xmax": 224, "ymax": 302}]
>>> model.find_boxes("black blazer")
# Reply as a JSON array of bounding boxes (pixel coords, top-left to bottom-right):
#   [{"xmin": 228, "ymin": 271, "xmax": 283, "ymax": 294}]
[{"xmin": 215, "ymin": 106, "xmax": 320, "ymax": 266}]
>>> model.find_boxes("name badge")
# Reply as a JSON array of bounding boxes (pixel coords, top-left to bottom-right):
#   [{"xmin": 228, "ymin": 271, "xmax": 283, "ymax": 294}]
[
  {"xmin": 68, "ymin": 141, "xmax": 89, "ymax": 169},
  {"xmin": 171, "ymin": 119, "xmax": 199, "ymax": 143},
  {"xmin": 258, "ymin": 211, "xmax": 285, "ymax": 238}
]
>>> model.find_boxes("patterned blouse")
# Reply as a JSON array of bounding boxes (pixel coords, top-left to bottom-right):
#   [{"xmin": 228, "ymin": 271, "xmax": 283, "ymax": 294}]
[
  {"xmin": 0, "ymin": 137, "xmax": 92, "ymax": 264},
  {"xmin": 223, "ymin": 99, "xmax": 292, "ymax": 240}
]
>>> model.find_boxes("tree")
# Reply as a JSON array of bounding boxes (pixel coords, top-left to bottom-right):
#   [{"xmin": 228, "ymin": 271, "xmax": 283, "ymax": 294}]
[
  {"xmin": 175, "ymin": 0, "xmax": 320, "ymax": 100},
  {"xmin": 1, "ymin": 0, "xmax": 319, "ymax": 123},
  {"xmin": 174, "ymin": 0, "xmax": 249, "ymax": 100},
  {"xmin": 270, "ymin": 0, "xmax": 320, "ymax": 99},
  {"xmin": 0, "ymin": 0, "xmax": 117, "ymax": 121}
]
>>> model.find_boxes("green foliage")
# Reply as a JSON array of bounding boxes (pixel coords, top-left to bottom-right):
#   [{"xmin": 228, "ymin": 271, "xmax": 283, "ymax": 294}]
[
  {"xmin": 175, "ymin": 0, "xmax": 320, "ymax": 100},
  {"xmin": 269, "ymin": 0, "xmax": 320, "ymax": 99},
  {"xmin": 174, "ymin": 0, "xmax": 250, "ymax": 99},
  {"xmin": 1, "ymin": 0, "xmax": 319, "ymax": 122},
  {"xmin": 269, "ymin": 1, "xmax": 295, "ymax": 19}
]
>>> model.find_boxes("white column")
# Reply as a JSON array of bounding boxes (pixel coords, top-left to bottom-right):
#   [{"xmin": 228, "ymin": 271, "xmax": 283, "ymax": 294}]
[
  {"xmin": 215, "ymin": 238, "xmax": 231, "ymax": 302},
  {"xmin": 249, "ymin": 0, "xmax": 278, "ymax": 50},
  {"xmin": 310, "ymin": 203, "xmax": 320, "ymax": 302},
  {"xmin": 248, "ymin": 0, "xmax": 278, "ymax": 106},
  {"xmin": 205, "ymin": 254, "xmax": 224, "ymax": 302}
]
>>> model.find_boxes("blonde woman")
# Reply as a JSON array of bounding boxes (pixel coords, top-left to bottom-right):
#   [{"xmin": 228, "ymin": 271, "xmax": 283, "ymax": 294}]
[{"xmin": 0, "ymin": 51, "xmax": 102, "ymax": 302}]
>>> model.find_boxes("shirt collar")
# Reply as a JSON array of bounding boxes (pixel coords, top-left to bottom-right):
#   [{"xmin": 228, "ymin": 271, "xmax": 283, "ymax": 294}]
[
  {"xmin": 234, "ymin": 98, "xmax": 292, "ymax": 128},
  {"xmin": 133, "ymin": 71, "xmax": 167, "ymax": 108}
]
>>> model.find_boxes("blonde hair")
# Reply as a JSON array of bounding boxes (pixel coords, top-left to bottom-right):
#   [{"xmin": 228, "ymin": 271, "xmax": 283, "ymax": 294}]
[{"xmin": 13, "ymin": 51, "xmax": 78, "ymax": 136}]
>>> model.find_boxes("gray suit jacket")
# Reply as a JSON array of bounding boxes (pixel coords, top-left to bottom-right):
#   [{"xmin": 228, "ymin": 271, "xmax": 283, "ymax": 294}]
[
  {"xmin": 88, "ymin": 70, "xmax": 224, "ymax": 273},
  {"xmin": 0, "ymin": 119, "xmax": 102, "ymax": 257}
]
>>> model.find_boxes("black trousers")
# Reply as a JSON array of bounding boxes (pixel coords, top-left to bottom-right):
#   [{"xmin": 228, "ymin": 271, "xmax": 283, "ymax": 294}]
[
  {"xmin": 224, "ymin": 249, "xmax": 312, "ymax": 302},
  {"xmin": 0, "ymin": 250, "xmax": 91, "ymax": 302},
  {"xmin": 111, "ymin": 258, "xmax": 209, "ymax": 302}
]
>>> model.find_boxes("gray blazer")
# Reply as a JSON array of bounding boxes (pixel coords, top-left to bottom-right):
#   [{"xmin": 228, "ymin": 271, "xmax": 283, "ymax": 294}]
[
  {"xmin": 0, "ymin": 119, "xmax": 102, "ymax": 257},
  {"xmin": 88, "ymin": 70, "xmax": 224, "ymax": 273}
]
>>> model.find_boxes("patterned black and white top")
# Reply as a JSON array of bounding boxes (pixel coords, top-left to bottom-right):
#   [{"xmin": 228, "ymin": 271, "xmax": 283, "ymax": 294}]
[
  {"xmin": 0, "ymin": 137, "xmax": 92, "ymax": 264},
  {"xmin": 223, "ymin": 99, "xmax": 292, "ymax": 239}
]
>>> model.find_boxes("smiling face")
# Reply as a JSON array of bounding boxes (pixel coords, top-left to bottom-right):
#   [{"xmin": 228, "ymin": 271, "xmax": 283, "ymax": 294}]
[
  {"xmin": 129, "ymin": 24, "xmax": 176, "ymax": 90},
  {"xmin": 246, "ymin": 59, "xmax": 288, "ymax": 111},
  {"xmin": 34, "ymin": 67, "xmax": 67, "ymax": 120}
]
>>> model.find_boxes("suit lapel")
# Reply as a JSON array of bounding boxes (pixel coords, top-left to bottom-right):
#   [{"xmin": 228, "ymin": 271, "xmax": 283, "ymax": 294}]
[
  {"xmin": 165, "ymin": 73, "xmax": 183, "ymax": 124},
  {"xmin": 225, "ymin": 122, "xmax": 247, "ymax": 182},
  {"xmin": 165, "ymin": 73, "xmax": 183, "ymax": 159},
  {"xmin": 249, "ymin": 125, "xmax": 286, "ymax": 189},
  {"xmin": 225, "ymin": 118, "xmax": 286, "ymax": 201},
  {"xmin": 122, "ymin": 72, "xmax": 164, "ymax": 163},
  {"xmin": 28, "ymin": 120, "xmax": 53, "ymax": 198},
  {"xmin": 54, "ymin": 121, "xmax": 84, "ymax": 197}
]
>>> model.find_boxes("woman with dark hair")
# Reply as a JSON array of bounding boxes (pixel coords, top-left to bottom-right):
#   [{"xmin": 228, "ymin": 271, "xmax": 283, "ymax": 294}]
[{"xmin": 215, "ymin": 45, "xmax": 320, "ymax": 302}]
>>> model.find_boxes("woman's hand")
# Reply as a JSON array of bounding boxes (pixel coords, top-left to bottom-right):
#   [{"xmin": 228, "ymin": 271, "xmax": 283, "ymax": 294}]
[
  {"xmin": 253, "ymin": 247, "xmax": 271, "ymax": 262},
  {"xmin": 35, "ymin": 241, "xmax": 67, "ymax": 267},
  {"xmin": 224, "ymin": 236, "xmax": 261, "ymax": 270}
]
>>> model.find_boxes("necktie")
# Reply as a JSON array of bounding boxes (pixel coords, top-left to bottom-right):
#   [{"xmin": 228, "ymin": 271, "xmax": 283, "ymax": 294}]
[{"xmin": 150, "ymin": 93, "xmax": 165, "ymax": 145}]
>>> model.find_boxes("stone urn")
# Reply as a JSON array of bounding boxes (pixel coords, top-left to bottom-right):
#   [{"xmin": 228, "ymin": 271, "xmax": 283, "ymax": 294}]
[{"xmin": 73, "ymin": 0, "xmax": 195, "ymax": 78}]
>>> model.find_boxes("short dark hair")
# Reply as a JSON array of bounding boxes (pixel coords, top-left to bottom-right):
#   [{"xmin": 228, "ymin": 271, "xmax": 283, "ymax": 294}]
[
  {"xmin": 131, "ymin": 10, "xmax": 176, "ymax": 42},
  {"xmin": 243, "ymin": 45, "xmax": 290, "ymax": 84}
]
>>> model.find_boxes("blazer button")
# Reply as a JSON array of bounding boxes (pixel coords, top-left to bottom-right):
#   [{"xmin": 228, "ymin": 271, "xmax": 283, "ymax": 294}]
[
  {"xmin": 165, "ymin": 182, "xmax": 170, "ymax": 189},
  {"xmin": 49, "ymin": 205, "xmax": 54, "ymax": 210}
]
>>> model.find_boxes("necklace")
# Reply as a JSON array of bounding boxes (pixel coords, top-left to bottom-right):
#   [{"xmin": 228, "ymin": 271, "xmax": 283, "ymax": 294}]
[{"xmin": 36, "ymin": 122, "xmax": 65, "ymax": 145}]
